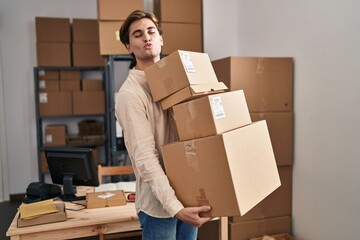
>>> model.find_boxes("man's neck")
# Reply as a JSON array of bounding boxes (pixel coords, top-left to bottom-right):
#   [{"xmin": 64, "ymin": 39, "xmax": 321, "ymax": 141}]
[{"xmin": 135, "ymin": 57, "xmax": 160, "ymax": 71}]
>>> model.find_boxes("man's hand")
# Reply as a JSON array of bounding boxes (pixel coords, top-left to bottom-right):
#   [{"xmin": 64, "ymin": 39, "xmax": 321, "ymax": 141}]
[{"xmin": 175, "ymin": 206, "xmax": 213, "ymax": 227}]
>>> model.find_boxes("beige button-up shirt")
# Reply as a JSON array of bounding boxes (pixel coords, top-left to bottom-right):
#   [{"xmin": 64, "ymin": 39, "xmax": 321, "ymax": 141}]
[{"xmin": 115, "ymin": 69, "xmax": 183, "ymax": 218}]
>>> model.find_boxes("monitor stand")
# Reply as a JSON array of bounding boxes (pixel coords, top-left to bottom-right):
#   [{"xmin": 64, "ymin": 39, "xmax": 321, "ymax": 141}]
[{"xmin": 61, "ymin": 175, "xmax": 86, "ymax": 202}]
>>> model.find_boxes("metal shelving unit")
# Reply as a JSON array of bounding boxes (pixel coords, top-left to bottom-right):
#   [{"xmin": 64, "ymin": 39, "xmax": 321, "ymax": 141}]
[{"xmin": 34, "ymin": 66, "xmax": 109, "ymax": 182}]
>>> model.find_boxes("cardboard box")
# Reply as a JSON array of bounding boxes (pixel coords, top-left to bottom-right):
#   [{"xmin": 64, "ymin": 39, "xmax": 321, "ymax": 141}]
[
  {"xmin": 82, "ymin": 79, "xmax": 103, "ymax": 91},
  {"xmin": 35, "ymin": 17, "xmax": 70, "ymax": 42},
  {"xmin": 251, "ymin": 112, "xmax": 293, "ymax": 166},
  {"xmin": 36, "ymin": 42, "xmax": 71, "ymax": 67},
  {"xmin": 72, "ymin": 43, "xmax": 106, "ymax": 67},
  {"xmin": 38, "ymin": 80, "xmax": 60, "ymax": 92},
  {"xmin": 60, "ymin": 70, "xmax": 81, "ymax": 80},
  {"xmin": 17, "ymin": 202, "xmax": 67, "ymax": 228},
  {"xmin": 97, "ymin": 0, "xmax": 144, "ymax": 20},
  {"xmin": 160, "ymin": 82, "xmax": 227, "ymax": 110},
  {"xmin": 173, "ymin": 90, "xmax": 252, "ymax": 140},
  {"xmin": 72, "ymin": 18, "xmax": 99, "ymax": 43},
  {"xmin": 161, "ymin": 120, "xmax": 281, "ymax": 217},
  {"xmin": 154, "ymin": 0, "xmax": 202, "ymax": 23},
  {"xmin": 229, "ymin": 216, "xmax": 291, "ymax": 240},
  {"xmin": 86, "ymin": 190, "xmax": 126, "ymax": 209},
  {"xmin": 144, "ymin": 50, "xmax": 219, "ymax": 102},
  {"xmin": 99, "ymin": 21, "xmax": 128, "ymax": 55},
  {"xmin": 161, "ymin": 22, "xmax": 203, "ymax": 55},
  {"xmin": 212, "ymin": 57, "xmax": 293, "ymax": 112},
  {"xmin": 72, "ymin": 91, "xmax": 105, "ymax": 115},
  {"xmin": 230, "ymin": 166, "xmax": 292, "ymax": 222},
  {"xmin": 44, "ymin": 125, "xmax": 67, "ymax": 146},
  {"xmin": 251, "ymin": 233, "xmax": 294, "ymax": 240},
  {"xmin": 60, "ymin": 80, "xmax": 81, "ymax": 92},
  {"xmin": 38, "ymin": 92, "xmax": 73, "ymax": 116},
  {"xmin": 38, "ymin": 70, "xmax": 59, "ymax": 80}
]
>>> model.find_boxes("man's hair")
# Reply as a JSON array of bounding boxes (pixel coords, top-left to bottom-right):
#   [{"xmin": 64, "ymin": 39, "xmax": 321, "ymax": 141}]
[{"xmin": 119, "ymin": 10, "xmax": 162, "ymax": 46}]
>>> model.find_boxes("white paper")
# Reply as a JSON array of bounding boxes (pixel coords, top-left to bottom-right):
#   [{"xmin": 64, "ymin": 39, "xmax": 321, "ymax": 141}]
[{"xmin": 210, "ymin": 96, "xmax": 226, "ymax": 119}]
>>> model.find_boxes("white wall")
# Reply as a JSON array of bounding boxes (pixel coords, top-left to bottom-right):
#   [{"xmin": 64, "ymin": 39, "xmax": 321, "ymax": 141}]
[
  {"xmin": 0, "ymin": 0, "xmax": 99, "ymax": 194},
  {"xmin": 232, "ymin": 1, "xmax": 360, "ymax": 239},
  {"xmin": 1, "ymin": 0, "xmax": 360, "ymax": 239}
]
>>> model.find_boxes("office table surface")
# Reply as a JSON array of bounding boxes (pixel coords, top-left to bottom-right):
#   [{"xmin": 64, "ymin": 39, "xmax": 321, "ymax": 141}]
[{"xmin": 6, "ymin": 201, "xmax": 140, "ymax": 239}]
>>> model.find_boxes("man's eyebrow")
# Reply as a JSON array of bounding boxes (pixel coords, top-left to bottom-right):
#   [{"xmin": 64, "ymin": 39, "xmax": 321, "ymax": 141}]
[{"xmin": 131, "ymin": 26, "xmax": 156, "ymax": 36}]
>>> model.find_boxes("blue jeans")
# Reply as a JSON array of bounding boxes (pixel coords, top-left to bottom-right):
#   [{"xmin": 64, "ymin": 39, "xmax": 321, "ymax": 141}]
[{"xmin": 138, "ymin": 211, "xmax": 198, "ymax": 240}]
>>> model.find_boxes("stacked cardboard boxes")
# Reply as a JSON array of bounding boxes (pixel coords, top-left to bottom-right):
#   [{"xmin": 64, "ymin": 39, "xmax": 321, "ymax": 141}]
[
  {"xmin": 154, "ymin": 0, "xmax": 203, "ymax": 54},
  {"xmin": 97, "ymin": 0, "xmax": 143, "ymax": 55},
  {"xmin": 72, "ymin": 18, "xmax": 106, "ymax": 67},
  {"xmin": 210, "ymin": 57, "xmax": 294, "ymax": 239},
  {"xmin": 145, "ymin": 50, "xmax": 281, "ymax": 218},
  {"xmin": 36, "ymin": 17, "xmax": 71, "ymax": 67},
  {"xmin": 36, "ymin": 17, "xmax": 105, "ymax": 66}
]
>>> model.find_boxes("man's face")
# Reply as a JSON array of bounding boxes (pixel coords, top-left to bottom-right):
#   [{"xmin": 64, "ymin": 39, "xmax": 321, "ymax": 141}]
[{"xmin": 126, "ymin": 18, "xmax": 163, "ymax": 63}]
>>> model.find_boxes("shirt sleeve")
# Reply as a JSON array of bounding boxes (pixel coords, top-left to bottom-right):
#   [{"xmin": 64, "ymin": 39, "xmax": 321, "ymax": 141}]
[{"xmin": 115, "ymin": 88, "xmax": 183, "ymax": 217}]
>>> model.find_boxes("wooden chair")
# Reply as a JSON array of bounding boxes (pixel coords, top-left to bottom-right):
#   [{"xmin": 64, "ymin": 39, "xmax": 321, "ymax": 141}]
[
  {"xmin": 97, "ymin": 164, "xmax": 135, "ymax": 184},
  {"xmin": 97, "ymin": 164, "xmax": 142, "ymax": 240}
]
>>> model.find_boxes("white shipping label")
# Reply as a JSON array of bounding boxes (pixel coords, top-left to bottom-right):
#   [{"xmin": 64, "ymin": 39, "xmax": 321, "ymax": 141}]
[
  {"xmin": 39, "ymin": 80, "xmax": 46, "ymax": 89},
  {"xmin": 39, "ymin": 93, "xmax": 48, "ymax": 103},
  {"xmin": 210, "ymin": 96, "xmax": 226, "ymax": 119},
  {"xmin": 46, "ymin": 134, "xmax": 53, "ymax": 143},
  {"xmin": 38, "ymin": 70, "xmax": 45, "ymax": 76},
  {"xmin": 180, "ymin": 52, "xmax": 196, "ymax": 73}
]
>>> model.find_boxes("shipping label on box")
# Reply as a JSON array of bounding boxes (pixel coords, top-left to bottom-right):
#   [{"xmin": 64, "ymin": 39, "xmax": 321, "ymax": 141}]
[
  {"xmin": 145, "ymin": 50, "xmax": 219, "ymax": 102},
  {"xmin": 161, "ymin": 120, "xmax": 281, "ymax": 217},
  {"xmin": 173, "ymin": 90, "xmax": 252, "ymax": 140}
]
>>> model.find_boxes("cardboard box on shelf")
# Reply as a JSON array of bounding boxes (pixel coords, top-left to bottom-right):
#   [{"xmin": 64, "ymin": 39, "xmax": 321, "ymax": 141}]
[
  {"xmin": 60, "ymin": 70, "xmax": 81, "ymax": 80},
  {"xmin": 144, "ymin": 50, "xmax": 219, "ymax": 102},
  {"xmin": 60, "ymin": 80, "xmax": 81, "ymax": 92},
  {"xmin": 230, "ymin": 166, "xmax": 292, "ymax": 222},
  {"xmin": 251, "ymin": 112, "xmax": 293, "ymax": 166},
  {"xmin": 82, "ymin": 79, "xmax": 103, "ymax": 91},
  {"xmin": 17, "ymin": 202, "xmax": 67, "ymax": 228},
  {"xmin": 37, "ymin": 70, "xmax": 59, "ymax": 80},
  {"xmin": 72, "ymin": 43, "xmax": 106, "ymax": 67},
  {"xmin": 72, "ymin": 18, "xmax": 99, "ymax": 43},
  {"xmin": 36, "ymin": 42, "xmax": 71, "ymax": 67},
  {"xmin": 212, "ymin": 57, "xmax": 293, "ymax": 112},
  {"xmin": 154, "ymin": 0, "xmax": 202, "ymax": 23},
  {"xmin": 44, "ymin": 125, "xmax": 67, "ymax": 146},
  {"xmin": 97, "ymin": 0, "xmax": 144, "ymax": 20},
  {"xmin": 38, "ymin": 80, "xmax": 60, "ymax": 92},
  {"xmin": 38, "ymin": 92, "xmax": 72, "ymax": 116},
  {"xmin": 72, "ymin": 91, "xmax": 105, "ymax": 115},
  {"xmin": 40, "ymin": 151, "xmax": 48, "ymax": 173},
  {"xmin": 173, "ymin": 90, "xmax": 251, "ymax": 140},
  {"xmin": 35, "ymin": 17, "xmax": 70, "ymax": 42},
  {"xmin": 160, "ymin": 82, "xmax": 227, "ymax": 110},
  {"xmin": 161, "ymin": 23, "xmax": 203, "ymax": 55},
  {"xmin": 86, "ymin": 190, "xmax": 126, "ymax": 209},
  {"xmin": 229, "ymin": 216, "xmax": 291, "ymax": 240},
  {"xmin": 161, "ymin": 120, "xmax": 281, "ymax": 217},
  {"xmin": 98, "ymin": 21, "xmax": 128, "ymax": 55}
]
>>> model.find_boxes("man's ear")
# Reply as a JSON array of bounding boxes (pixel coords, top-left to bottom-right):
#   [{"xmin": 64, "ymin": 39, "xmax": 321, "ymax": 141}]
[
  {"xmin": 160, "ymin": 35, "xmax": 164, "ymax": 47},
  {"xmin": 125, "ymin": 44, "xmax": 132, "ymax": 54}
]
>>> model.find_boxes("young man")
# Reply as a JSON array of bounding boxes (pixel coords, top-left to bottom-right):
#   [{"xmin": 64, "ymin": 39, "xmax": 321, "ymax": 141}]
[{"xmin": 115, "ymin": 10, "xmax": 212, "ymax": 239}]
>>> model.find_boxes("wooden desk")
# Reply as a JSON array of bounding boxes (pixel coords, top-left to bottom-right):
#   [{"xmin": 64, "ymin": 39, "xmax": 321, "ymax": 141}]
[
  {"xmin": 6, "ymin": 202, "xmax": 140, "ymax": 240},
  {"xmin": 7, "ymin": 185, "xmax": 228, "ymax": 240}
]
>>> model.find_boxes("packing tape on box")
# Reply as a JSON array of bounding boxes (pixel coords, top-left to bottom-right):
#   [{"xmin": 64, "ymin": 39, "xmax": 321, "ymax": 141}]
[{"xmin": 184, "ymin": 140, "xmax": 199, "ymax": 173}]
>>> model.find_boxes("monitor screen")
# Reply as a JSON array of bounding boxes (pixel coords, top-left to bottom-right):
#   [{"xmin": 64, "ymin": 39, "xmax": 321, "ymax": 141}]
[{"xmin": 45, "ymin": 147, "xmax": 99, "ymax": 201}]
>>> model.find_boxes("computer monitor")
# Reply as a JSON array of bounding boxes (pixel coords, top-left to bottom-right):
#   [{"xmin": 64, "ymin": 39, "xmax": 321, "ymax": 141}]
[{"xmin": 45, "ymin": 147, "xmax": 99, "ymax": 201}]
